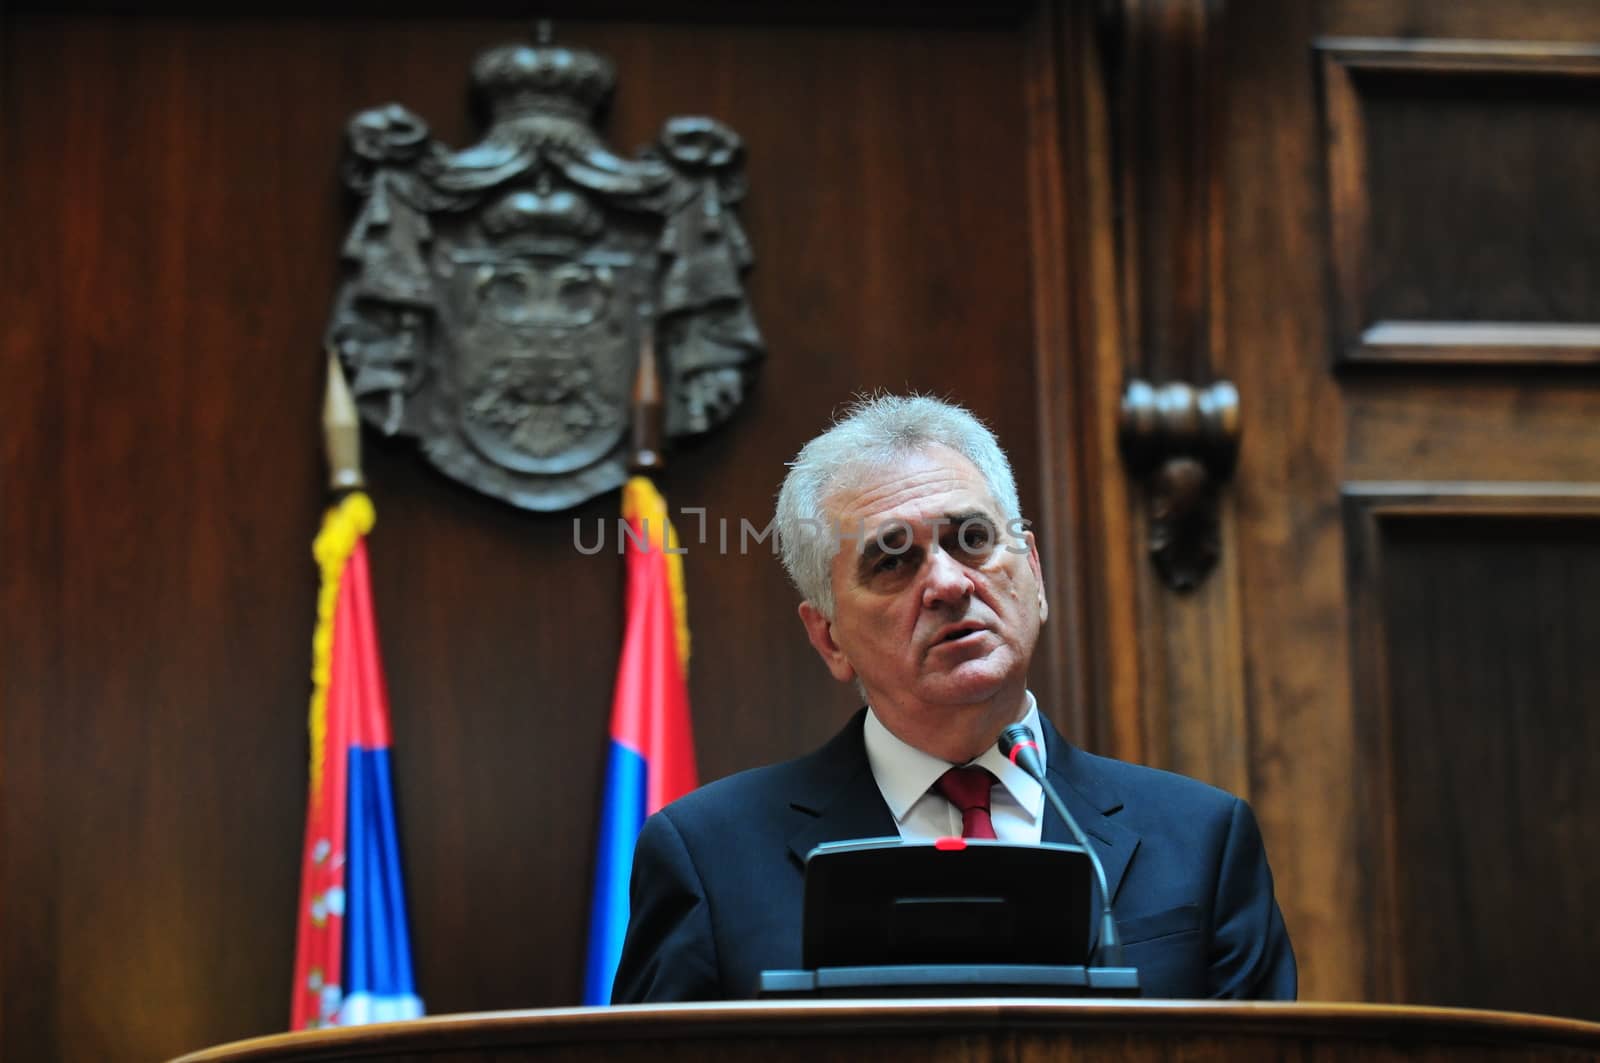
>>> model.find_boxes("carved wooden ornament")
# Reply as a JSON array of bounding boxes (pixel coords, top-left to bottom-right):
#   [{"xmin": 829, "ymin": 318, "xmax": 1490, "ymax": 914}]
[{"xmin": 325, "ymin": 33, "xmax": 764, "ymax": 511}]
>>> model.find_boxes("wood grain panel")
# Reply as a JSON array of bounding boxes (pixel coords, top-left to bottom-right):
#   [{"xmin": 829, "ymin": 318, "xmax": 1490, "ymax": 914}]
[
  {"xmin": 1218, "ymin": 0, "xmax": 1362, "ymax": 1003},
  {"xmin": 1344, "ymin": 486, "xmax": 1600, "ymax": 1018},
  {"xmin": 1222, "ymin": 0, "xmax": 1600, "ymax": 1011},
  {"xmin": 1108, "ymin": 0, "xmax": 1251, "ymax": 801},
  {"xmin": 1022, "ymin": 0, "xmax": 1141, "ymax": 760},
  {"xmin": 1320, "ymin": 39, "xmax": 1600, "ymax": 365},
  {"xmin": 1324, "ymin": 0, "xmax": 1600, "ymax": 42},
  {"xmin": 0, "ymin": 11, "xmax": 1061, "ymax": 1063},
  {"xmin": 168, "ymin": 1001, "xmax": 1600, "ymax": 1063},
  {"xmin": 1345, "ymin": 376, "xmax": 1600, "ymax": 482},
  {"xmin": 13, "ymin": 0, "xmax": 1034, "ymax": 21}
]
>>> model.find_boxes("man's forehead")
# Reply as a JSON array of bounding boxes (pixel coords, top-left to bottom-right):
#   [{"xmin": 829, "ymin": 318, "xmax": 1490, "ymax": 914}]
[{"xmin": 825, "ymin": 449, "xmax": 1001, "ymax": 532}]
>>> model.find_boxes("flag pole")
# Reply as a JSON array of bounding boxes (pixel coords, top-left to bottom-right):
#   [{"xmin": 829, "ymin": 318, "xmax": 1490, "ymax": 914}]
[{"xmin": 293, "ymin": 349, "xmax": 422, "ymax": 1029}]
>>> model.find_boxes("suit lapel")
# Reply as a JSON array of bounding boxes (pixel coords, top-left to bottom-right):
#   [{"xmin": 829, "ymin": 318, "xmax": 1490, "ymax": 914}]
[
  {"xmin": 779, "ymin": 710, "xmax": 1142, "ymax": 914},
  {"xmin": 785, "ymin": 710, "xmax": 899, "ymax": 867},
  {"xmin": 1039, "ymin": 715, "xmax": 1140, "ymax": 945}
]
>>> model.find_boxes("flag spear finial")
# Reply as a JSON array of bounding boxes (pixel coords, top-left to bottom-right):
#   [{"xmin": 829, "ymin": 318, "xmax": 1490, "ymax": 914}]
[
  {"xmin": 630, "ymin": 313, "xmax": 665, "ymax": 473},
  {"xmin": 323, "ymin": 347, "xmax": 365, "ymax": 491}
]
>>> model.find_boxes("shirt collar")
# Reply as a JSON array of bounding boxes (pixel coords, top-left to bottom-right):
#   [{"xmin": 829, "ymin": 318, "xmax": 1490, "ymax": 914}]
[{"xmin": 863, "ymin": 692, "xmax": 1046, "ymax": 824}]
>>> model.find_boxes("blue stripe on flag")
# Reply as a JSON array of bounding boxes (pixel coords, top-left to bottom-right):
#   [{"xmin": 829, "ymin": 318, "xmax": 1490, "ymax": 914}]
[
  {"xmin": 584, "ymin": 739, "xmax": 648, "ymax": 1005},
  {"xmin": 345, "ymin": 747, "xmax": 420, "ymax": 1005}
]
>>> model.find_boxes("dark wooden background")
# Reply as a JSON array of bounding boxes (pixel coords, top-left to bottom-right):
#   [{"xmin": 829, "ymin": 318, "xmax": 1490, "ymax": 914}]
[
  {"xmin": 4, "ymin": 2, "xmax": 1599, "ymax": 1061},
  {"xmin": 1, "ymin": 8, "xmax": 1053, "ymax": 1060}
]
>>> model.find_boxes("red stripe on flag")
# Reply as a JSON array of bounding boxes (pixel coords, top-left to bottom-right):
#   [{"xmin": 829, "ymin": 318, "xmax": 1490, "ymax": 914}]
[
  {"xmin": 608, "ymin": 480, "xmax": 697, "ymax": 814},
  {"xmin": 343, "ymin": 542, "xmax": 393, "ymax": 751}
]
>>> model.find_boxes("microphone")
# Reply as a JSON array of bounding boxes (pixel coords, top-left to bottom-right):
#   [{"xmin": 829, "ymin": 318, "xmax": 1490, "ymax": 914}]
[{"xmin": 999, "ymin": 724, "xmax": 1123, "ymax": 966}]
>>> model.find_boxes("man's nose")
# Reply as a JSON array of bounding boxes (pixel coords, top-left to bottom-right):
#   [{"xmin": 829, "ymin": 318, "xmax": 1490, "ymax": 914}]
[{"xmin": 921, "ymin": 545, "xmax": 974, "ymax": 608}]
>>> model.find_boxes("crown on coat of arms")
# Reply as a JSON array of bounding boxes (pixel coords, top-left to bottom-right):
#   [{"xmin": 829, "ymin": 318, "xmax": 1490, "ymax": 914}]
[{"xmin": 472, "ymin": 41, "xmax": 616, "ymax": 121}]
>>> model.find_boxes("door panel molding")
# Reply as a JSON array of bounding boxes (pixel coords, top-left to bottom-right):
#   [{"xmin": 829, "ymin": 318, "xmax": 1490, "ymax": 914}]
[
  {"xmin": 1319, "ymin": 39, "xmax": 1600, "ymax": 366},
  {"xmin": 1342, "ymin": 483, "xmax": 1600, "ymax": 1008}
]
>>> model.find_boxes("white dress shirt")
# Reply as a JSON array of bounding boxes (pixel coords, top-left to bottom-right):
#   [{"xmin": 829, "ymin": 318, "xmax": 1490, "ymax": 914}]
[{"xmin": 862, "ymin": 693, "xmax": 1047, "ymax": 843}]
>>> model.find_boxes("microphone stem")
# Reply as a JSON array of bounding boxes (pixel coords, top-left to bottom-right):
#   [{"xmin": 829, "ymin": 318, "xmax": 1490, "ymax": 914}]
[{"xmin": 1040, "ymin": 783, "xmax": 1123, "ymax": 967}]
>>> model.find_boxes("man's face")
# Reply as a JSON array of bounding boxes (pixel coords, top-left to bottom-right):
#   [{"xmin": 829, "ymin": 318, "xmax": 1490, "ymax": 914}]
[{"xmin": 797, "ymin": 446, "xmax": 1048, "ymax": 752}]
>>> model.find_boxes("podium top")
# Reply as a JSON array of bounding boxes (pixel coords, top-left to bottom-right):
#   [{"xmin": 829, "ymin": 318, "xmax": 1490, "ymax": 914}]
[{"xmin": 172, "ymin": 999, "xmax": 1600, "ymax": 1063}]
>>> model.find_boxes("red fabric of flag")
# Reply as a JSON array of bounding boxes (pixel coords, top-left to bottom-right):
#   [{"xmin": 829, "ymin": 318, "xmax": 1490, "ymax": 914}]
[
  {"xmin": 291, "ymin": 493, "xmax": 420, "ymax": 1029},
  {"xmin": 610, "ymin": 476, "xmax": 697, "ymax": 810}
]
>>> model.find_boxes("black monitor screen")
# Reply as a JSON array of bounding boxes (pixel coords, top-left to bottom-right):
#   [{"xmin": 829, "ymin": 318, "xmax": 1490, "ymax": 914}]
[{"xmin": 800, "ymin": 838, "xmax": 1093, "ymax": 969}]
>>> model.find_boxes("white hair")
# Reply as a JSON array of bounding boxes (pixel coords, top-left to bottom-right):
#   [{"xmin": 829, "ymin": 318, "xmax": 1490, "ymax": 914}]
[{"xmin": 774, "ymin": 394, "xmax": 1023, "ymax": 616}]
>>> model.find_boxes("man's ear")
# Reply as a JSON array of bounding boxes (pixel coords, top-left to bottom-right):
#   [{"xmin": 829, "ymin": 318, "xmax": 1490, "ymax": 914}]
[
  {"xmin": 798, "ymin": 601, "xmax": 857, "ymax": 683},
  {"xmin": 1024, "ymin": 529, "xmax": 1048, "ymax": 624}
]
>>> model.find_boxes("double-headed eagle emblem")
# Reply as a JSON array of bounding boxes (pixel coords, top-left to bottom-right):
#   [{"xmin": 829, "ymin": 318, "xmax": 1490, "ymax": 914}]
[{"xmin": 326, "ymin": 32, "xmax": 764, "ymax": 510}]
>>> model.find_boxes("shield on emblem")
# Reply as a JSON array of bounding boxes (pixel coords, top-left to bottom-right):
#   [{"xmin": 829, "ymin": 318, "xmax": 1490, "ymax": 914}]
[
  {"xmin": 326, "ymin": 33, "xmax": 764, "ymax": 511},
  {"xmin": 451, "ymin": 255, "xmax": 632, "ymax": 477}
]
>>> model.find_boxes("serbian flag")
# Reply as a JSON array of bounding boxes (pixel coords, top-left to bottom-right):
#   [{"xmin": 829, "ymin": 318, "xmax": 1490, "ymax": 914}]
[
  {"xmin": 583, "ymin": 476, "xmax": 698, "ymax": 1004},
  {"xmin": 291, "ymin": 492, "xmax": 423, "ymax": 1029}
]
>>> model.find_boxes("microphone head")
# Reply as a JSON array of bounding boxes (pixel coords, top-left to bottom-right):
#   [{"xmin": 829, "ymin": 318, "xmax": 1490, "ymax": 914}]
[
  {"xmin": 998, "ymin": 724, "xmax": 1045, "ymax": 780},
  {"xmin": 998, "ymin": 724, "xmax": 1034, "ymax": 756}
]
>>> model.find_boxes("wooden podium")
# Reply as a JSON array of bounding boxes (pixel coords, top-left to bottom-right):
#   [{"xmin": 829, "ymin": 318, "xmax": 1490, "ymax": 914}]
[{"xmin": 172, "ymin": 1000, "xmax": 1600, "ymax": 1062}]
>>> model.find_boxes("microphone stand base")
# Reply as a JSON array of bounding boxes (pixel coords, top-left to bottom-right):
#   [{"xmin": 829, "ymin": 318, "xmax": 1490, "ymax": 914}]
[{"xmin": 756, "ymin": 964, "xmax": 1141, "ymax": 999}]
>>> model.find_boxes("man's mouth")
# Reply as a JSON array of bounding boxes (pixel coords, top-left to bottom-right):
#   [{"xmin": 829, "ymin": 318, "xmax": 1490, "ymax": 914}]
[{"xmin": 933, "ymin": 623, "xmax": 986, "ymax": 646}]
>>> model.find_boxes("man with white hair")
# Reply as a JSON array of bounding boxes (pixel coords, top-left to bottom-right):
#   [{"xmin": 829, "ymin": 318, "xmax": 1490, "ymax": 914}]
[{"xmin": 612, "ymin": 395, "xmax": 1296, "ymax": 1002}]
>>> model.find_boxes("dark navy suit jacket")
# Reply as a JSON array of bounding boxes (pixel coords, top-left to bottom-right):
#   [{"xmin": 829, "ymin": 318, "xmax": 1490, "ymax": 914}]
[{"xmin": 612, "ymin": 709, "xmax": 1296, "ymax": 1002}]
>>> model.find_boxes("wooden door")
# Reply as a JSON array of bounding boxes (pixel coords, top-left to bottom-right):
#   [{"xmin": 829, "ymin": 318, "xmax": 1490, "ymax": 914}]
[{"xmin": 1126, "ymin": 0, "xmax": 1600, "ymax": 1016}]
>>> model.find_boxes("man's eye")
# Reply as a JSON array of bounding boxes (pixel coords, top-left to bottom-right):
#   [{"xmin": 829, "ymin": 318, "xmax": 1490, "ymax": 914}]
[
  {"xmin": 876, "ymin": 555, "xmax": 904, "ymax": 573},
  {"xmin": 955, "ymin": 520, "xmax": 995, "ymax": 552}
]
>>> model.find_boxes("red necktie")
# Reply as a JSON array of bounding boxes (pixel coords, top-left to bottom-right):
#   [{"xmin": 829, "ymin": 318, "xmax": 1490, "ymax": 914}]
[{"xmin": 936, "ymin": 766, "xmax": 998, "ymax": 839}]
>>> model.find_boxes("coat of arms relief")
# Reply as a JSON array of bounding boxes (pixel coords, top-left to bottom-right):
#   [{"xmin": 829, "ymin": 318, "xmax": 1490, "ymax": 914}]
[{"xmin": 325, "ymin": 31, "xmax": 764, "ymax": 510}]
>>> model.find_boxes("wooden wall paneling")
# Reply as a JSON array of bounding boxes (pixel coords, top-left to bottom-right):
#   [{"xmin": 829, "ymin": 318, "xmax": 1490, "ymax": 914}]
[
  {"xmin": 1218, "ymin": 0, "xmax": 1363, "ymax": 1003},
  {"xmin": 0, "ymin": 8, "xmax": 1085, "ymax": 1061},
  {"xmin": 1319, "ymin": 43, "xmax": 1372, "ymax": 368},
  {"xmin": 1022, "ymin": 0, "xmax": 1136, "ymax": 756},
  {"xmin": 1219, "ymin": 0, "xmax": 1600, "ymax": 1011},
  {"xmin": 1, "ymin": 15, "xmax": 31, "ymax": 1060},
  {"xmin": 1099, "ymin": 0, "xmax": 1250, "ymax": 796},
  {"xmin": 1343, "ymin": 485, "xmax": 1600, "ymax": 1017},
  {"xmin": 1341, "ymin": 486, "xmax": 1410, "ymax": 1005},
  {"xmin": 1060, "ymin": 3, "xmax": 1148, "ymax": 767},
  {"xmin": 1022, "ymin": 0, "xmax": 1086, "ymax": 745},
  {"xmin": 13, "ymin": 0, "xmax": 1037, "ymax": 21},
  {"xmin": 1, "ymin": 16, "xmax": 337, "ymax": 1058},
  {"xmin": 1323, "ymin": 0, "xmax": 1600, "ymax": 49},
  {"xmin": 1344, "ymin": 377, "xmax": 1600, "ymax": 484},
  {"xmin": 159, "ymin": 1001, "xmax": 1600, "ymax": 1063},
  {"xmin": 1319, "ymin": 39, "xmax": 1600, "ymax": 366}
]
